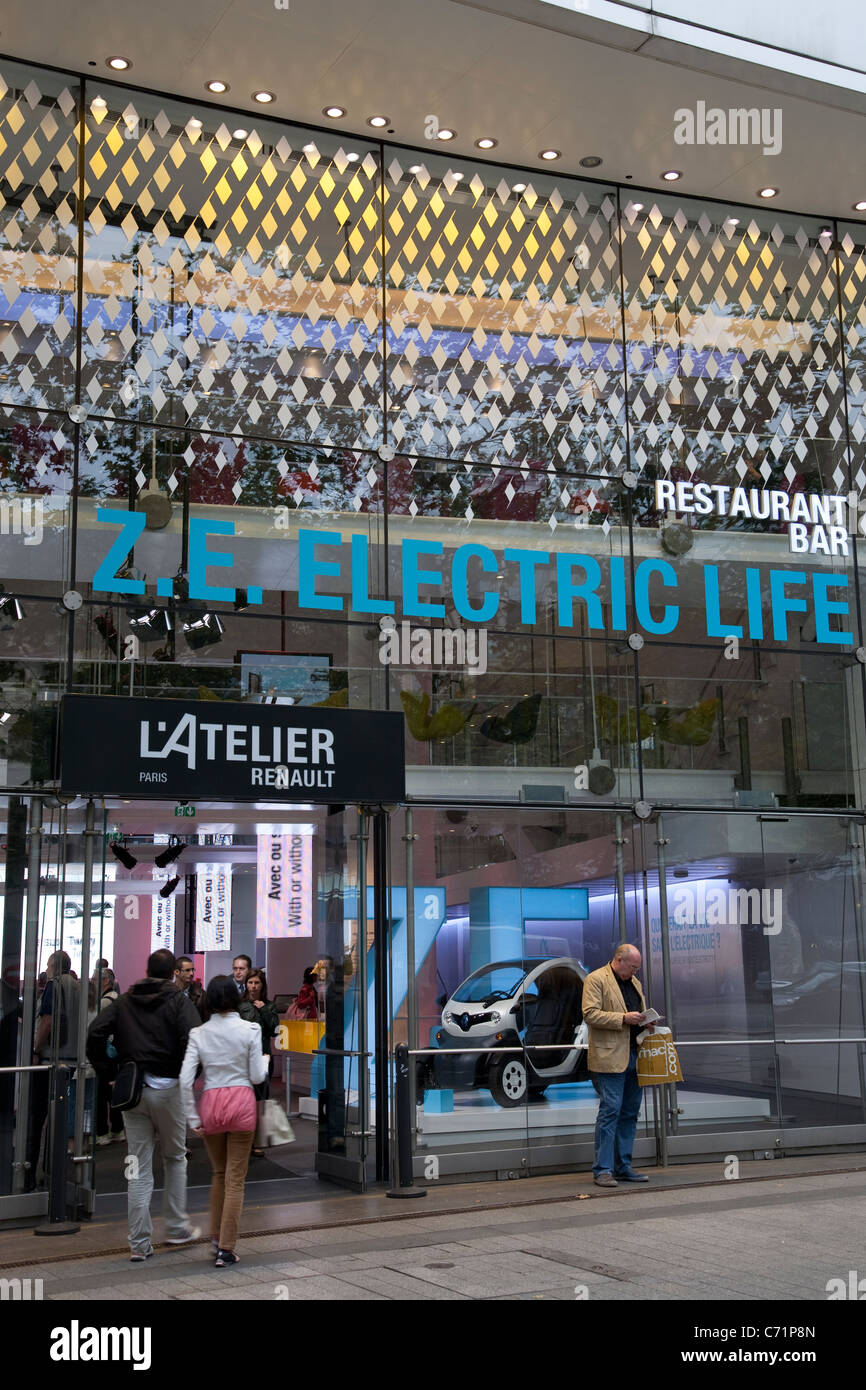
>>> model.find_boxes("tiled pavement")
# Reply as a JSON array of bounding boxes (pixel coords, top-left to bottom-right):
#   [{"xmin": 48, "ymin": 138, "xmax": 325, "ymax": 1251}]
[{"xmin": 6, "ymin": 1168, "xmax": 866, "ymax": 1301}]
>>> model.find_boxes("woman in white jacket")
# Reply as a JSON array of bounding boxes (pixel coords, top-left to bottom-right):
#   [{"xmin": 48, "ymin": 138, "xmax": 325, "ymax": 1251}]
[{"xmin": 180, "ymin": 974, "xmax": 268, "ymax": 1267}]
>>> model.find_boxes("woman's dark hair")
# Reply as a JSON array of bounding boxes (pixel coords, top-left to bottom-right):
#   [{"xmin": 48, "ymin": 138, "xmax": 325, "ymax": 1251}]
[
  {"xmin": 303, "ymin": 967, "xmax": 317, "ymax": 987},
  {"xmin": 206, "ymin": 975, "xmax": 241, "ymax": 1014},
  {"xmin": 246, "ymin": 968, "xmax": 269, "ymax": 1002}
]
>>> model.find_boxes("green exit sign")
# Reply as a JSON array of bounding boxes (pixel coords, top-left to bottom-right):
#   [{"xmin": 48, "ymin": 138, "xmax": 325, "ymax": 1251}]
[{"xmin": 174, "ymin": 804, "xmax": 196, "ymax": 817}]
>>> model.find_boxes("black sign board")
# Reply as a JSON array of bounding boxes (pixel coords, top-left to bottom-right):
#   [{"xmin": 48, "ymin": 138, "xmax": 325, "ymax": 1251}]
[{"xmin": 59, "ymin": 695, "xmax": 405, "ymax": 804}]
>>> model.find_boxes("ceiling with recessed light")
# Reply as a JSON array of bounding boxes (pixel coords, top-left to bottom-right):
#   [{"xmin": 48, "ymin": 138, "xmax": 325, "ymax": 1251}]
[{"xmin": 0, "ymin": 0, "xmax": 864, "ymax": 216}]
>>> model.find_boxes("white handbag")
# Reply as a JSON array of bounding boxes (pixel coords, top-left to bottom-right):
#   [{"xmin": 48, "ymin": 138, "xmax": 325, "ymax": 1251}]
[{"xmin": 254, "ymin": 1098, "xmax": 295, "ymax": 1148}]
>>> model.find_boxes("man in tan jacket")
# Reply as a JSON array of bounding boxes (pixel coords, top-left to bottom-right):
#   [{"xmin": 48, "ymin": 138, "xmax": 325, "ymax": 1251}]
[{"xmin": 581, "ymin": 943, "xmax": 649, "ymax": 1188}]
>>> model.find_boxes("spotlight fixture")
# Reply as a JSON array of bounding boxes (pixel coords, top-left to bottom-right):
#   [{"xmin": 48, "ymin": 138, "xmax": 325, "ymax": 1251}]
[
  {"xmin": 450, "ymin": 171, "xmax": 464, "ymax": 181},
  {"xmin": 367, "ymin": 115, "xmax": 389, "ymax": 128},
  {"xmin": 91, "ymin": 96, "xmax": 107, "ymax": 111},
  {"xmin": 302, "ymin": 142, "xmax": 317, "ymax": 154},
  {"xmin": 344, "ymin": 151, "xmax": 359, "ymax": 162},
  {"xmin": 725, "ymin": 216, "xmax": 740, "ymax": 226},
  {"xmin": 436, "ymin": 128, "xmax": 456, "ymax": 141},
  {"xmin": 662, "ymin": 169, "xmax": 682, "ymax": 181},
  {"xmin": 0, "ymin": 596, "xmax": 25, "ymax": 629},
  {"xmin": 187, "ymin": 117, "xmax": 202, "ymax": 131},
  {"xmin": 630, "ymin": 202, "xmax": 644, "ymax": 213},
  {"xmin": 232, "ymin": 128, "xmax": 249, "ymax": 140},
  {"xmin": 758, "ymin": 186, "xmax": 778, "ymax": 198},
  {"xmin": 539, "ymin": 149, "xmax": 561, "ymax": 161},
  {"xmin": 252, "ymin": 90, "xmax": 275, "ymax": 104},
  {"xmin": 512, "ymin": 182, "xmax": 527, "ymax": 193},
  {"xmin": 106, "ymin": 56, "xmax": 131, "ymax": 70},
  {"xmin": 579, "ymin": 155, "xmax": 602, "ymax": 168},
  {"xmin": 159, "ymin": 877, "xmax": 180, "ymax": 898},
  {"xmin": 128, "ymin": 608, "xmax": 172, "ymax": 643},
  {"xmin": 110, "ymin": 842, "xmax": 138, "ymax": 870},
  {"xmin": 475, "ymin": 137, "xmax": 497, "ymax": 150},
  {"xmin": 854, "ymin": 201, "xmax": 866, "ymax": 212},
  {"xmin": 205, "ymin": 80, "xmax": 229, "ymax": 94},
  {"xmin": 154, "ymin": 840, "xmax": 184, "ymax": 869},
  {"xmin": 323, "ymin": 105, "xmax": 346, "ymax": 119},
  {"xmin": 409, "ymin": 164, "xmax": 424, "ymax": 174},
  {"xmin": 182, "ymin": 612, "xmax": 225, "ymax": 650}
]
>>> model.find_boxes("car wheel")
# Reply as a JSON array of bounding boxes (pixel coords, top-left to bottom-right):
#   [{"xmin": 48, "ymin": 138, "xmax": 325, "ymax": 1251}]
[{"xmin": 489, "ymin": 1056, "xmax": 528, "ymax": 1107}]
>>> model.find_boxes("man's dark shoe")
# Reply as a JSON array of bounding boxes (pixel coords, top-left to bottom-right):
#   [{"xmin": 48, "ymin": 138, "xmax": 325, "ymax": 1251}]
[
  {"xmin": 615, "ymin": 1169, "xmax": 649, "ymax": 1182},
  {"xmin": 593, "ymin": 1171, "xmax": 618, "ymax": 1187}
]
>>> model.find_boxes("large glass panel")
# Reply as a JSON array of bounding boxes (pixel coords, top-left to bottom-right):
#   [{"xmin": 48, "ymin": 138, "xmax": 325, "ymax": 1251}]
[
  {"xmin": 78, "ymin": 86, "xmax": 383, "ymax": 449},
  {"xmin": 0, "ymin": 61, "xmax": 81, "ymax": 416},
  {"xmin": 759, "ymin": 814, "xmax": 866, "ymax": 1133},
  {"xmin": 397, "ymin": 806, "xmax": 655, "ymax": 1184},
  {"xmin": 383, "ymin": 150, "xmax": 624, "ymax": 472}
]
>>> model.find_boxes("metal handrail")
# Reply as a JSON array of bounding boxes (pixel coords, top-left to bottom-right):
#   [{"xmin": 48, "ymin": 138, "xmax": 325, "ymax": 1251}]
[{"xmin": 406, "ymin": 1036, "xmax": 866, "ymax": 1056}]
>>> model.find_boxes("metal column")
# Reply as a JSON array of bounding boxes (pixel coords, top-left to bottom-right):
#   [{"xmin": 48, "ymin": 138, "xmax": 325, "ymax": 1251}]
[
  {"xmin": 614, "ymin": 813, "xmax": 627, "ymax": 944},
  {"xmin": 372, "ymin": 811, "xmax": 390, "ymax": 1183},
  {"xmin": 654, "ymin": 814, "xmax": 677, "ymax": 1145},
  {"xmin": 73, "ymin": 800, "xmax": 98, "ymax": 1179},
  {"xmin": 13, "ymin": 798, "xmax": 43, "ymax": 1193}
]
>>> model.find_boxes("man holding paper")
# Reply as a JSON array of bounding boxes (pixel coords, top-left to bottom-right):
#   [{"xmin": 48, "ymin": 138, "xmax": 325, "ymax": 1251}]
[{"xmin": 582, "ymin": 943, "xmax": 656, "ymax": 1188}]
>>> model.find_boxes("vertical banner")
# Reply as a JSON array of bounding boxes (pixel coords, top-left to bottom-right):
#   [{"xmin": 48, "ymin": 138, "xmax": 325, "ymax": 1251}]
[
  {"xmin": 257, "ymin": 829, "xmax": 313, "ymax": 938},
  {"xmin": 150, "ymin": 891, "xmax": 176, "ymax": 955},
  {"xmin": 195, "ymin": 864, "xmax": 232, "ymax": 951}
]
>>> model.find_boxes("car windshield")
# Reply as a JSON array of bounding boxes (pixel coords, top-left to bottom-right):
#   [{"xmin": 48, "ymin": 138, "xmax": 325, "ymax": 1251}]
[{"xmin": 452, "ymin": 965, "xmax": 526, "ymax": 1004}]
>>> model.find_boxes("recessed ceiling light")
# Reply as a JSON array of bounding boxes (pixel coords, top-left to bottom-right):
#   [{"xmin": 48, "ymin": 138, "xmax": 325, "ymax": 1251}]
[
  {"xmin": 302, "ymin": 142, "xmax": 317, "ymax": 154},
  {"xmin": 232, "ymin": 128, "xmax": 248, "ymax": 140},
  {"xmin": 323, "ymin": 106, "xmax": 346, "ymax": 119},
  {"xmin": 367, "ymin": 115, "xmax": 389, "ymax": 128},
  {"xmin": 725, "ymin": 215, "xmax": 739, "ymax": 225},
  {"xmin": 206, "ymin": 80, "xmax": 229, "ymax": 94},
  {"xmin": 252, "ymin": 90, "xmax": 275, "ymax": 104},
  {"xmin": 345, "ymin": 151, "xmax": 360, "ymax": 162},
  {"xmin": 409, "ymin": 164, "xmax": 424, "ymax": 174},
  {"xmin": 187, "ymin": 117, "xmax": 202, "ymax": 130},
  {"xmin": 91, "ymin": 95, "xmax": 107, "ymax": 110},
  {"xmin": 662, "ymin": 169, "xmax": 682, "ymax": 181},
  {"xmin": 539, "ymin": 149, "xmax": 561, "ymax": 161},
  {"xmin": 758, "ymin": 186, "xmax": 778, "ymax": 198},
  {"xmin": 630, "ymin": 202, "xmax": 644, "ymax": 212},
  {"xmin": 106, "ymin": 56, "xmax": 131, "ymax": 71},
  {"xmin": 512, "ymin": 182, "xmax": 527, "ymax": 193},
  {"xmin": 437, "ymin": 128, "xmax": 456, "ymax": 141},
  {"xmin": 451, "ymin": 171, "xmax": 464, "ymax": 180},
  {"xmin": 854, "ymin": 201, "xmax": 866, "ymax": 212},
  {"xmin": 475, "ymin": 137, "xmax": 497, "ymax": 150},
  {"xmin": 579, "ymin": 155, "xmax": 602, "ymax": 168}
]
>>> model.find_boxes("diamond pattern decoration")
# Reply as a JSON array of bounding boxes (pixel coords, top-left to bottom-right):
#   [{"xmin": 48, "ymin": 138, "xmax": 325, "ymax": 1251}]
[
  {"xmin": 0, "ymin": 63, "xmax": 79, "ymax": 427},
  {"xmin": 620, "ymin": 199, "xmax": 849, "ymax": 520},
  {"xmin": 383, "ymin": 157, "xmax": 625, "ymax": 471},
  {"xmin": 76, "ymin": 93, "xmax": 385, "ymax": 492}
]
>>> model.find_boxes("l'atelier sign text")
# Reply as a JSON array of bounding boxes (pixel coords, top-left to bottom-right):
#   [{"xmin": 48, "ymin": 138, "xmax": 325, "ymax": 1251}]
[
  {"xmin": 91, "ymin": 505, "xmax": 855, "ymax": 647},
  {"xmin": 141, "ymin": 713, "xmax": 336, "ymax": 789}
]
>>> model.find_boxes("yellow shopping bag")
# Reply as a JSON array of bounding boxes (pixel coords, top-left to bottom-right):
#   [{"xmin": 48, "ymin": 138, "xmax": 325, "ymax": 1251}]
[{"xmin": 636, "ymin": 1027, "xmax": 684, "ymax": 1086}]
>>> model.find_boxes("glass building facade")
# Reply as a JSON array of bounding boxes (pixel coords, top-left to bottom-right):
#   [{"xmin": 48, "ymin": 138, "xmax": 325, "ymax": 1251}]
[{"xmin": 1, "ymin": 57, "xmax": 866, "ymax": 1205}]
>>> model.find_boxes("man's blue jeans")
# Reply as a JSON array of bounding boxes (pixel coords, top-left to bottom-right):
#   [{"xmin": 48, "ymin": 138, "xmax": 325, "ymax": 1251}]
[{"xmin": 591, "ymin": 1052, "xmax": 643, "ymax": 1177}]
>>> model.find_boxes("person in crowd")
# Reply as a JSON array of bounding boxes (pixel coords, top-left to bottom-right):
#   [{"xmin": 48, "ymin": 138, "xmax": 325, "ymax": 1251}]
[
  {"xmin": 239, "ymin": 968, "xmax": 279, "ymax": 1156},
  {"xmin": 87, "ymin": 948, "xmax": 201, "ymax": 1261},
  {"xmin": 91, "ymin": 967, "xmax": 124, "ymax": 1146},
  {"xmin": 581, "ymin": 943, "xmax": 650, "ymax": 1188},
  {"xmin": 180, "ymin": 975, "xmax": 267, "ymax": 1268},
  {"xmin": 174, "ymin": 955, "xmax": 207, "ymax": 1020},
  {"xmin": 295, "ymin": 966, "xmax": 319, "ymax": 1020},
  {"xmin": 26, "ymin": 950, "xmax": 81, "ymax": 1190},
  {"xmin": 232, "ymin": 955, "xmax": 251, "ymax": 996}
]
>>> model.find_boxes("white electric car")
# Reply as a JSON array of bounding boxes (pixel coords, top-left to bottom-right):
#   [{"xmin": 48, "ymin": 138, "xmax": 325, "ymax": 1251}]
[{"xmin": 423, "ymin": 956, "xmax": 589, "ymax": 1107}]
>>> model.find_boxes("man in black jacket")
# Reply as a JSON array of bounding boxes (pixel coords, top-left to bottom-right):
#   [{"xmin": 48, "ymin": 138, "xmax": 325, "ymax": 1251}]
[{"xmin": 87, "ymin": 948, "xmax": 202, "ymax": 1262}]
